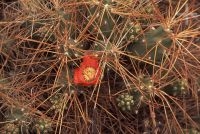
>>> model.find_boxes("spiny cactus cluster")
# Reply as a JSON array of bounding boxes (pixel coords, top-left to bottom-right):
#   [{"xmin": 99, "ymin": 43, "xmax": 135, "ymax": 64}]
[
  {"xmin": 164, "ymin": 78, "xmax": 189, "ymax": 96},
  {"xmin": 127, "ymin": 26, "xmax": 172, "ymax": 63},
  {"xmin": 2, "ymin": 107, "xmax": 30, "ymax": 133},
  {"xmin": 172, "ymin": 78, "xmax": 188, "ymax": 95},
  {"xmin": 138, "ymin": 75, "xmax": 154, "ymax": 93},
  {"xmin": 1, "ymin": 123, "xmax": 20, "ymax": 134},
  {"xmin": 116, "ymin": 93, "xmax": 134, "ymax": 111},
  {"xmin": 50, "ymin": 93, "xmax": 68, "ymax": 112},
  {"xmin": 34, "ymin": 118, "xmax": 52, "ymax": 133},
  {"xmin": 1, "ymin": 106, "xmax": 53, "ymax": 133},
  {"xmin": 0, "ymin": 0, "xmax": 200, "ymax": 133}
]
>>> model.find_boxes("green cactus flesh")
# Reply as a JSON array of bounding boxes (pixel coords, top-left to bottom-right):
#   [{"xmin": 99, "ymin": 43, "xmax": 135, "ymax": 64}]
[{"xmin": 127, "ymin": 26, "xmax": 172, "ymax": 63}]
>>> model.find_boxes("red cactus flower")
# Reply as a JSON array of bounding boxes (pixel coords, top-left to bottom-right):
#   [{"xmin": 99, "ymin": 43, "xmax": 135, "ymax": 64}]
[{"xmin": 74, "ymin": 55, "xmax": 101, "ymax": 86}]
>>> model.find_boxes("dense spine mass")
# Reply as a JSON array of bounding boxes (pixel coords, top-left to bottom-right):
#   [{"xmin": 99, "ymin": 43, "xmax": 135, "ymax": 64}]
[{"xmin": 0, "ymin": 0, "xmax": 200, "ymax": 133}]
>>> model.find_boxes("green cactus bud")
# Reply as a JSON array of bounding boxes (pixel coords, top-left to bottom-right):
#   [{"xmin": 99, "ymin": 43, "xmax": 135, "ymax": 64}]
[
  {"xmin": 1, "ymin": 123, "xmax": 20, "ymax": 134},
  {"xmin": 172, "ymin": 79, "xmax": 188, "ymax": 96},
  {"xmin": 35, "ymin": 118, "xmax": 52, "ymax": 133},
  {"xmin": 124, "ymin": 22, "xmax": 142, "ymax": 41},
  {"xmin": 116, "ymin": 93, "xmax": 135, "ymax": 111},
  {"xmin": 163, "ymin": 78, "xmax": 188, "ymax": 96},
  {"xmin": 139, "ymin": 75, "xmax": 154, "ymax": 93}
]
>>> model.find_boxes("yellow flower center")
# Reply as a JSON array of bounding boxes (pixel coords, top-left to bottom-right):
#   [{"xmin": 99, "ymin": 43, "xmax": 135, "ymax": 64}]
[{"xmin": 82, "ymin": 67, "xmax": 96, "ymax": 81}]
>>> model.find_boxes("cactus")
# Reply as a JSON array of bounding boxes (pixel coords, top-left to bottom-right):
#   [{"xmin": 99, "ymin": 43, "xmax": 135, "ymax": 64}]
[
  {"xmin": 116, "ymin": 75, "xmax": 155, "ymax": 113},
  {"xmin": 116, "ymin": 88, "xmax": 146, "ymax": 113},
  {"xmin": 85, "ymin": 0, "xmax": 129, "ymax": 52},
  {"xmin": 1, "ymin": 0, "xmax": 200, "ymax": 133},
  {"xmin": 50, "ymin": 93, "xmax": 67, "ymax": 112},
  {"xmin": 124, "ymin": 22, "xmax": 142, "ymax": 41},
  {"xmin": 116, "ymin": 92, "xmax": 134, "ymax": 111},
  {"xmin": 131, "ymin": 74, "xmax": 155, "ymax": 103},
  {"xmin": 4, "ymin": 107, "xmax": 30, "ymax": 133},
  {"xmin": 127, "ymin": 26, "xmax": 172, "ymax": 63},
  {"xmin": 164, "ymin": 78, "xmax": 188, "ymax": 96},
  {"xmin": 172, "ymin": 78, "xmax": 188, "ymax": 95},
  {"xmin": 87, "ymin": 0, "xmax": 116, "ymax": 39},
  {"xmin": 34, "ymin": 118, "xmax": 52, "ymax": 133},
  {"xmin": 5, "ymin": 107, "xmax": 29, "ymax": 123},
  {"xmin": 138, "ymin": 74, "xmax": 154, "ymax": 93},
  {"xmin": 1, "ymin": 123, "xmax": 20, "ymax": 134}
]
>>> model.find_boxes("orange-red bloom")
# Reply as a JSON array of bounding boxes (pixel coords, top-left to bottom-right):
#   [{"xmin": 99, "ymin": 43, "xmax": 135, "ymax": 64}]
[{"xmin": 74, "ymin": 55, "xmax": 101, "ymax": 86}]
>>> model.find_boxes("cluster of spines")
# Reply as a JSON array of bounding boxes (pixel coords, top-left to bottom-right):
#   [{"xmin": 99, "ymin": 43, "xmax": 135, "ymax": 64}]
[
  {"xmin": 116, "ymin": 92, "xmax": 134, "ymax": 111},
  {"xmin": 50, "ymin": 93, "xmax": 67, "ymax": 112},
  {"xmin": 34, "ymin": 118, "xmax": 52, "ymax": 133},
  {"xmin": 2, "ymin": 106, "xmax": 53, "ymax": 133},
  {"xmin": 116, "ymin": 75, "xmax": 189, "ymax": 112}
]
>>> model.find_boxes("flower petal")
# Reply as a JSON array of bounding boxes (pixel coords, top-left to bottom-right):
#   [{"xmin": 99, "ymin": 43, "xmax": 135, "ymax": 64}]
[
  {"xmin": 82, "ymin": 55, "xmax": 99, "ymax": 68},
  {"xmin": 73, "ymin": 55, "xmax": 102, "ymax": 86},
  {"xmin": 73, "ymin": 68, "xmax": 81, "ymax": 84}
]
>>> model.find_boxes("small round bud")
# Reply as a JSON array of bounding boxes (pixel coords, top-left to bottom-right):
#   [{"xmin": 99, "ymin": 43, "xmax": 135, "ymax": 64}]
[{"xmin": 116, "ymin": 93, "xmax": 135, "ymax": 111}]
